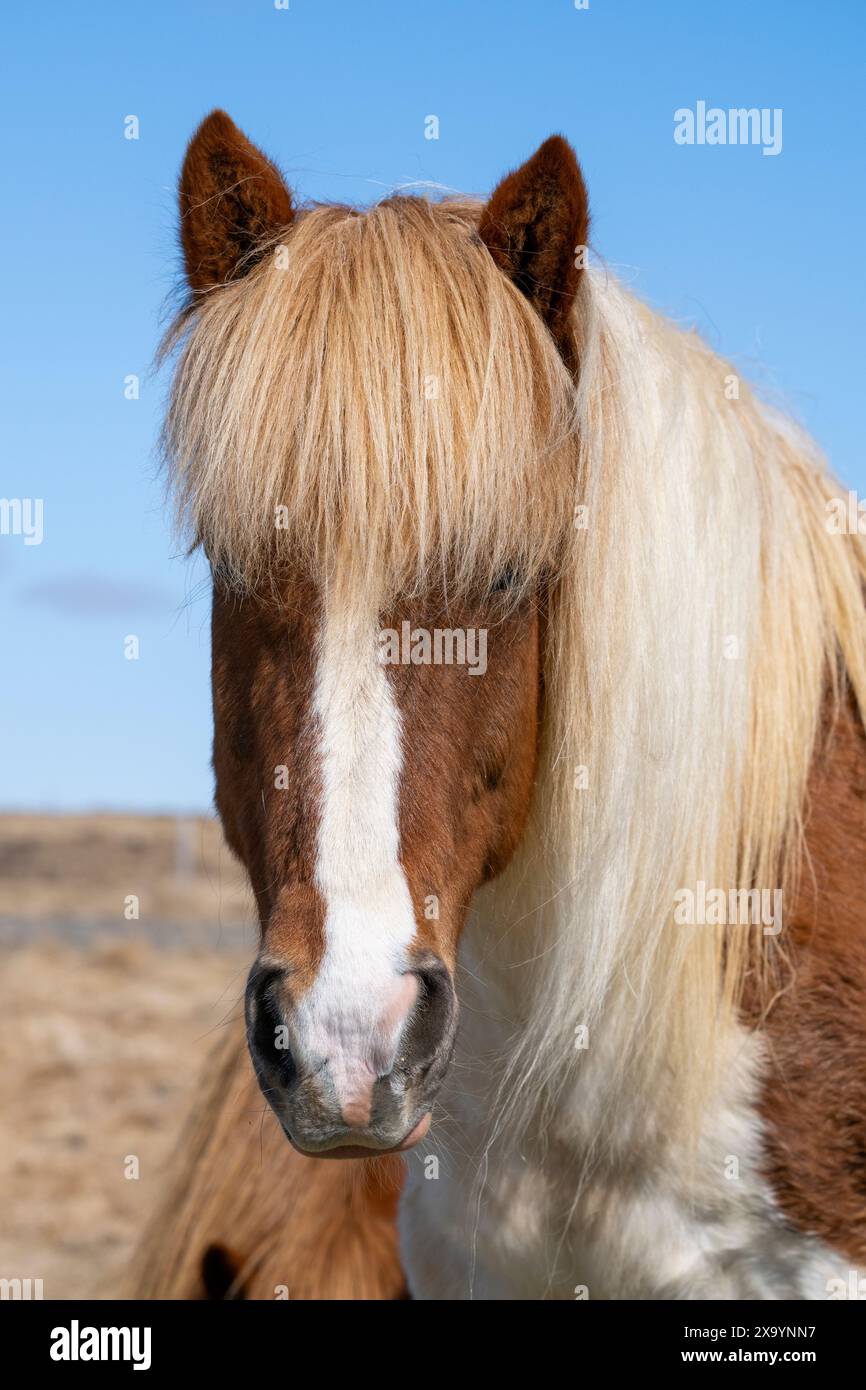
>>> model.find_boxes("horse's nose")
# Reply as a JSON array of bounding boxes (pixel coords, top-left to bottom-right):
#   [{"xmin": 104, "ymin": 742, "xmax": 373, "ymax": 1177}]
[
  {"xmin": 244, "ymin": 953, "xmax": 457, "ymax": 1155},
  {"xmin": 328, "ymin": 969, "xmax": 420, "ymax": 1128}
]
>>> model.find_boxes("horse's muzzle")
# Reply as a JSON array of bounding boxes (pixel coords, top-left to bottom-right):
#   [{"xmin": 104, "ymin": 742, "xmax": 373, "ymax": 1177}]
[{"xmin": 244, "ymin": 952, "xmax": 457, "ymax": 1157}]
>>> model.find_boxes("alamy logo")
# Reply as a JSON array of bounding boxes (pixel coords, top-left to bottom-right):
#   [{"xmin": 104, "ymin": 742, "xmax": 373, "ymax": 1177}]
[
  {"xmin": 378, "ymin": 622, "xmax": 487, "ymax": 676},
  {"xmin": 674, "ymin": 102, "xmax": 782, "ymax": 156},
  {"xmin": 0, "ymin": 1276, "xmax": 43, "ymax": 1299},
  {"xmin": 0, "ymin": 497, "xmax": 43, "ymax": 545},
  {"xmin": 49, "ymin": 1320, "xmax": 152, "ymax": 1371},
  {"xmin": 826, "ymin": 1271, "xmax": 866, "ymax": 1300},
  {"xmin": 826, "ymin": 491, "xmax": 866, "ymax": 534},
  {"xmin": 674, "ymin": 881, "xmax": 782, "ymax": 936}
]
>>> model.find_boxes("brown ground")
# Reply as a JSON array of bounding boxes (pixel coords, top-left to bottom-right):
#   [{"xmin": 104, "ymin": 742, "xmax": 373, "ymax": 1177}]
[{"xmin": 0, "ymin": 814, "xmax": 255, "ymax": 1299}]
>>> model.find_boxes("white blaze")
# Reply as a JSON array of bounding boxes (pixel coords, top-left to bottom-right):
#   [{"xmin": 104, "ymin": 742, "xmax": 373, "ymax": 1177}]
[{"xmin": 297, "ymin": 593, "xmax": 418, "ymax": 1122}]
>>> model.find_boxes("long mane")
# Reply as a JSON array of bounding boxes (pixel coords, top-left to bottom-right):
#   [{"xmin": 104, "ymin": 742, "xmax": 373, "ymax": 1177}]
[
  {"xmin": 163, "ymin": 193, "xmax": 866, "ymax": 1146},
  {"xmin": 488, "ymin": 262, "xmax": 866, "ymax": 1150}
]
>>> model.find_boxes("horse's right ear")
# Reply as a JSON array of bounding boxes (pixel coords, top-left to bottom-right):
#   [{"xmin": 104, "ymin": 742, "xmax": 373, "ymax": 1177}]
[{"xmin": 179, "ymin": 110, "xmax": 295, "ymax": 293}]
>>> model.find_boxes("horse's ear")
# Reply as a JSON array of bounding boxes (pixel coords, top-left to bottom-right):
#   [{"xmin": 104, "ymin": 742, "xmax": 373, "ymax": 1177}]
[
  {"xmin": 478, "ymin": 135, "xmax": 589, "ymax": 358},
  {"xmin": 179, "ymin": 109, "xmax": 295, "ymax": 293}
]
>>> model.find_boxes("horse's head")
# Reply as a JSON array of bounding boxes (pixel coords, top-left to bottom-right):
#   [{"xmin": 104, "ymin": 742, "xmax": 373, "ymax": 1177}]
[{"xmin": 168, "ymin": 111, "xmax": 588, "ymax": 1156}]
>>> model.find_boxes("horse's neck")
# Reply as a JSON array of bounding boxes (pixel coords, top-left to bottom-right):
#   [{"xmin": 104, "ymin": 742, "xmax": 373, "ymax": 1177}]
[
  {"xmin": 445, "ymin": 695, "xmax": 866, "ymax": 1292},
  {"xmin": 458, "ymin": 834, "xmax": 690, "ymax": 1149}
]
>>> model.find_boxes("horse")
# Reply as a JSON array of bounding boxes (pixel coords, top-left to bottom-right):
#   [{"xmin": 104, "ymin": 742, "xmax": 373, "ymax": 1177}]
[{"xmin": 133, "ymin": 110, "xmax": 866, "ymax": 1299}]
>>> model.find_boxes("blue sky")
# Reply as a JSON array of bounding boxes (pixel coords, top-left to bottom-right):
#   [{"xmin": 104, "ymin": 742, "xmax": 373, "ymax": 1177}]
[{"xmin": 2, "ymin": 0, "xmax": 864, "ymax": 811}]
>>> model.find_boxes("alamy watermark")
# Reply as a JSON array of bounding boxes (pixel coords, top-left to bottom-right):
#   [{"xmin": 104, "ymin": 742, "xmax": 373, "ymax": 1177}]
[
  {"xmin": 0, "ymin": 1276, "xmax": 43, "ymax": 1299},
  {"xmin": 0, "ymin": 497, "xmax": 43, "ymax": 545},
  {"xmin": 826, "ymin": 491, "xmax": 866, "ymax": 535},
  {"xmin": 378, "ymin": 622, "xmax": 487, "ymax": 676},
  {"xmin": 826, "ymin": 1270, "xmax": 866, "ymax": 1300},
  {"xmin": 674, "ymin": 102, "xmax": 782, "ymax": 157},
  {"xmin": 674, "ymin": 881, "xmax": 782, "ymax": 936}
]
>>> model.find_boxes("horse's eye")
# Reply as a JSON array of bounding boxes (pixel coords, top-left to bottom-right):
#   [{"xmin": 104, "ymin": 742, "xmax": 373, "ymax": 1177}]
[{"xmin": 490, "ymin": 568, "xmax": 518, "ymax": 594}]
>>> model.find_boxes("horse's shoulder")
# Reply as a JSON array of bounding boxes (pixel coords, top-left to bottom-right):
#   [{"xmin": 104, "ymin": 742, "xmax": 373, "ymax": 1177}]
[{"xmin": 755, "ymin": 692, "xmax": 866, "ymax": 1264}]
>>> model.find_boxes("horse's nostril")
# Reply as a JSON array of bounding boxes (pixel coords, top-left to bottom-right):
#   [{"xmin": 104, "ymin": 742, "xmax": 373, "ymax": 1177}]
[
  {"xmin": 245, "ymin": 964, "xmax": 297, "ymax": 1087},
  {"xmin": 398, "ymin": 956, "xmax": 457, "ymax": 1076}
]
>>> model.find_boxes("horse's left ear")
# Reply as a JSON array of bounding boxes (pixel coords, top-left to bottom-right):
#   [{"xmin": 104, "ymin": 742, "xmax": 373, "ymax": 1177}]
[{"xmin": 478, "ymin": 135, "xmax": 589, "ymax": 359}]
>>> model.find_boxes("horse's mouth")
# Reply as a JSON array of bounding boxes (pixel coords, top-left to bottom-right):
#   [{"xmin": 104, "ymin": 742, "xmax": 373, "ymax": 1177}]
[{"xmin": 282, "ymin": 1111, "xmax": 432, "ymax": 1161}]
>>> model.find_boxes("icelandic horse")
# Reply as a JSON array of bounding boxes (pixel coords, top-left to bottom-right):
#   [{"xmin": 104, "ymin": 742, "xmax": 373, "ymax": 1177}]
[{"xmin": 134, "ymin": 111, "xmax": 866, "ymax": 1300}]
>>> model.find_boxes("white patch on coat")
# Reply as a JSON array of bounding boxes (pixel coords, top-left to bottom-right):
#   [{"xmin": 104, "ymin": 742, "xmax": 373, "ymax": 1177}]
[
  {"xmin": 294, "ymin": 595, "xmax": 418, "ymax": 1120},
  {"xmin": 400, "ymin": 923, "xmax": 858, "ymax": 1300}
]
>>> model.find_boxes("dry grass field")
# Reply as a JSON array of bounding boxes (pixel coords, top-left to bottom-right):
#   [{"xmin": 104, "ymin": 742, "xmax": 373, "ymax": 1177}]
[{"xmin": 0, "ymin": 814, "xmax": 256, "ymax": 1298}]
